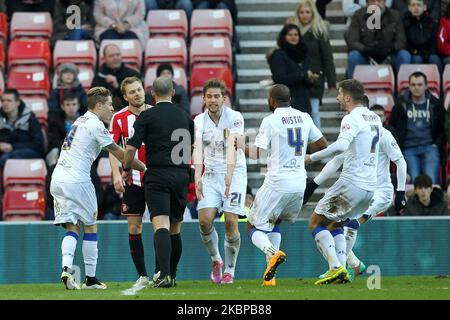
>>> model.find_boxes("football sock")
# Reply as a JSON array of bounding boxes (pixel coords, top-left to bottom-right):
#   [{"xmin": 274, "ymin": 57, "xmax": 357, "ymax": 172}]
[
  {"xmin": 266, "ymin": 226, "xmax": 281, "ymax": 264},
  {"xmin": 331, "ymin": 229, "xmax": 347, "ymax": 266},
  {"xmin": 154, "ymin": 228, "xmax": 171, "ymax": 278},
  {"xmin": 200, "ymin": 226, "xmax": 222, "ymax": 262},
  {"xmin": 129, "ymin": 233, "xmax": 147, "ymax": 277},
  {"xmin": 170, "ymin": 233, "xmax": 182, "ymax": 279},
  {"xmin": 224, "ymin": 234, "xmax": 240, "ymax": 276},
  {"xmin": 61, "ymin": 231, "xmax": 78, "ymax": 269},
  {"xmin": 249, "ymin": 228, "xmax": 277, "ymax": 257},
  {"xmin": 344, "ymin": 223, "xmax": 359, "ymax": 256},
  {"xmin": 347, "ymin": 250, "xmax": 361, "ymax": 268},
  {"xmin": 154, "ymin": 240, "xmax": 160, "ymax": 275},
  {"xmin": 82, "ymin": 233, "xmax": 98, "ymax": 277},
  {"xmin": 312, "ymin": 226, "xmax": 341, "ymax": 269}
]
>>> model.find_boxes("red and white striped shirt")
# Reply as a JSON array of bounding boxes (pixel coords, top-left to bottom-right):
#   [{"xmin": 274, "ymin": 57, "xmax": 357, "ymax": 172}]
[{"xmin": 109, "ymin": 105, "xmax": 151, "ymax": 187}]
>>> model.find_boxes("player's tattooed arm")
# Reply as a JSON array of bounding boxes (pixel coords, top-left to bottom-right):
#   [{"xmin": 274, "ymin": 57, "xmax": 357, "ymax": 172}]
[{"xmin": 105, "ymin": 143, "xmax": 146, "ymax": 172}]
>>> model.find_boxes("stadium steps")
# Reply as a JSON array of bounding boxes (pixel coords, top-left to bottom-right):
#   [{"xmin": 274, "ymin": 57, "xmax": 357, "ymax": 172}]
[{"xmin": 235, "ymin": 0, "xmax": 346, "ymax": 213}]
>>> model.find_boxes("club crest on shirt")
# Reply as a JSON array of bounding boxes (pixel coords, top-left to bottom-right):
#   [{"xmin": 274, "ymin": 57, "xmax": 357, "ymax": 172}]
[
  {"xmin": 341, "ymin": 123, "xmax": 351, "ymax": 132},
  {"xmin": 391, "ymin": 141, "xmax": 399, "ymax": 149},
  {"xmin": 234, "ymin": 119, "xmax": 243, "ymax": 128}
]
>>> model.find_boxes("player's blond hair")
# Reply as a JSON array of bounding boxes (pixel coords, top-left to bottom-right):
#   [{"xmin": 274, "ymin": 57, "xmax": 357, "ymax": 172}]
[
  {"xmin": 87, "ymin": 87, "xmax": 112, "ymax": 110},
  {"xmin": 202, "ymin": 78, "xmax": 227, "ymax": 97},
  {"xmin": 120, "ymin": 76, "xmax": 143, "ymax": 95}
]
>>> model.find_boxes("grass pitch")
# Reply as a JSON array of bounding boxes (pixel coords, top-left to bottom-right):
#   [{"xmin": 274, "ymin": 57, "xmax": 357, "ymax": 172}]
[{"xmin": 0, "ymin": 276, "xmax": 450, "ymax": 300}]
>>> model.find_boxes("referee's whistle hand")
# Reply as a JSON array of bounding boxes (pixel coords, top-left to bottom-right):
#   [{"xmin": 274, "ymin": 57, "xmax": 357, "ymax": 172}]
[{"xmin": 121, "ymin": 170, "xmax": 132, "ymax": 186}]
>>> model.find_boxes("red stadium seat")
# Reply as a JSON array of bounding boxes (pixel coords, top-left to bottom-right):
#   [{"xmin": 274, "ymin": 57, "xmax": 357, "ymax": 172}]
[
  {"xmin": 0, "ymin": 12, "xmax": 8, "ymax": 43},
  {"xmin": 53, "ymin": 40, "xmax": 97, "ymax": 70},
  {"xmin": 190, "ymin": 66, "xmax": 233, "ymax": 98},
  {"xmin": 443, "ymin": 64, "xmax": 450, "ymax": 93},
  {"xmin": 190, "ymin": 36, "xmax": 232, "ymax": 69},
  {"xmin": 147, "ymin": 10, "xmax": 188, "ymax": 39},
  {"xmin": 100, "ymin": 39, "xmax": 143, "ymax": 72},
  {"xmin": 190, "ymin": 9, "xmax": 233, "ymax": 38},
  {"xmin": 2, "ymin": 186, "xmax": 46, "ymax": 221},
  {"xmin": 3, "ymin": 159, "xmax": 47, "ymax": 189},
  {"xmin": 7, "ymin": 67, "xmax": 50, "ymax": 98},
  {"xmin": 0, "ymin": 41, "xmax": 4, "ymax": 71},
  {"xmin": 445, "ymin": 92, "xmax": 450, "ymax": 111},
  {"xmin": 97, "ymin": 157, "xmax": 112, "ymax": 187},
  {"xmin": 365, "ymin": 92, "xmax": 395, "ymax": 119},
  {"xmin": 145, "ymin": 37, "xmax": 187, "ymax": 69},
  {"xmin": 52, "ymin": 65, "xmax": 94, "ymax": 91},
  {"xmin": 144, "ymin": 65, "xmax": 187, "ymax": 91},
  {"xmin": 0, "ymin": 69, "xmax": 4, "ymax": 95},
  {"xmin": 353, "ymin": 65, "xmax": 395, "ymax": 94},
  {"xmin": 10, "ymin": 12, "xmax": 52, "ymax": 41},
  {"xmin": 21, "ymin": 96, "xmax": 49, "ymax": 129},
  {"xmin": 8, "ymin": 40, "xmax": 51, "ymax": 71},
  {"xmin": 397, "ymin": 64, "xmax": 440, "ymax": 96}
]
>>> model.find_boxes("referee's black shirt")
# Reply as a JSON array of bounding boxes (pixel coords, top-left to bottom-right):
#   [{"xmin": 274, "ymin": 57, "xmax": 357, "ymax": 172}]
[{"xmin": 127, "ymin": 101, "xmax": 194, "ymax": 169}]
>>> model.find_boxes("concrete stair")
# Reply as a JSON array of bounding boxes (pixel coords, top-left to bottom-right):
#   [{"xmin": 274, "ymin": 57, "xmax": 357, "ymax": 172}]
[{"xmin": 235, "ymin": 0, "xmax": 347, "ymax": 215}]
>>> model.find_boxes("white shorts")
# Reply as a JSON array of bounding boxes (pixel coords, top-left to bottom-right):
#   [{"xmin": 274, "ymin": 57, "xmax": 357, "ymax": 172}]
[
  {"xmin": 51, "ymin": 180, "xmax": 98, "ymax": 226},
  {"xmin": 248, "ymin": 182, "xmax": 304, "ymax": 232},
  {"xmin": 197, "ymin": 171, "xmax": 247, "ymax": 216},
  {"xmin": 315, "ymin": 178, "xmax": 374, "ymax": 222},
  {"xmin": 363, "ymin": 186, "xmax": 393, "ymax": 218}
]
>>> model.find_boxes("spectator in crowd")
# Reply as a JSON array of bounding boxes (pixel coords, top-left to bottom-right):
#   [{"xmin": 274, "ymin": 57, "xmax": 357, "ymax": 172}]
[
  {"xmin": 45, "ymin": 93, "xmax": 80, "ymax": 167},
  {"xmin": 287, "ymin": 0, "xmax": 336, "ymax": 128},
  {"xmin": 145, "ymin": 63, "xmax": 189, "ymax": 115},
  {"xmin": 345, "ymin": 0, "xmax": 408, "ymax": 78},
  {"xmin": 393, "ymin": 0, "xmax": 440, "ymax": 20},
  {"xmin": 315, "ymin": 0, "xmax": 332, "ymax": 20},
  {"xmin": 145, "ymin": 0, "xmax": 193, "ymax": 20},
  {"xmin": 267, "ymin": 24, "xmax": 320, "ymax": 115},
  {"xmin": 94, "ymin": 0, "xmax": 148, "ymax": 49},
  {"xmin": 437, "ymin": 3, "xmax": 450, "ymax": 65},
  {"xmin": 402, "ymin": 174, "xmax": 448, "ymax": 216},
  {"xmin": 0, "ymin": 1, "xmax": 5, "ymax": 12},
  {"xmin": 91, "ymin": 44, "xmax": 141, "ymax": 110},
  {"xmin": 7, "ymin": 0, "xmax": 55, "ymax": 16},
  {"xmin": 48, "ymin": 63, "xmax": 88, "ymax": 115},
  {"xmin": 343, "ymin": 0, "xmax": 393, "ymax": 20},
  {"xmin": 444, "ymin": 0, "xmax": 450, "ymax": 15},
  {"xmin": 99, "ymin": 182, "xmax": 123, "ymax": 220},
  {"xmin": 51, "ymin": 0, "xmax": 95, "ymax": 47},
  {"xmin": 390, "ymin": 71, "xmax": 445, "ymax": 185},
  {"xmin": 192, "ymin": 0, "xmax": 238, "ymax": 24},
  {"xmin": 403, "ymin": 0, "xmax": 441, "ymax": 73},
  {"xmin": 0, "ymin": 89, "xmax": 44, "ymax": 170}
]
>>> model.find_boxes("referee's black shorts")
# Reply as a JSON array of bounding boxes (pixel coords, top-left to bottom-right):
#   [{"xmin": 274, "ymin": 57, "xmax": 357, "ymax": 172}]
[
  {"xmin": 121, "ymin": 184, "xmax": 146, "ymax": 216},
  {"xmin": 144, "ymin": 166, "xmax": 190, "ymax": 222}
]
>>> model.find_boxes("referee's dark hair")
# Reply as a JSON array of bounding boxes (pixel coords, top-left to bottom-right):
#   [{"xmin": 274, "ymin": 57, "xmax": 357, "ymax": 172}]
[
  {"xmin": 87, "ymin": 87, "xmax": 112, "ymax": 110},
  {"xmin": 269, "ymin": 84, "xmax": 291, "ymax": 105},
  {"xmin": 202, "ymin": 78, "xmax": 227, "ymax": 96},
  {"xmin": 152, "ymin": 76, "xmax": 174, "ymax": 97}
]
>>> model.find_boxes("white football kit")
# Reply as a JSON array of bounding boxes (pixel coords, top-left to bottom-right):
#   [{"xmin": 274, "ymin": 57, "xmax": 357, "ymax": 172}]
[
  {"xmin": 315, "ymin": 107, "xmax": 383, "ymax": 222},
  {"xmin": 195, "ymin": 106, "xmax": 247, "ymax": 215},
  {"xmin": 51, "ymin": 111, "xmax": 114, "ymax": 226},
  {"xmin": 249, "ymin": 107, "xmax": 323, "ymax": 231}
]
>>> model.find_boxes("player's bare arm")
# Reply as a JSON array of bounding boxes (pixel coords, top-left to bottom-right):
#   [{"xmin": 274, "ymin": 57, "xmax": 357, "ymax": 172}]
[
  {"xmin": 192, "ymin": 136, "xmax": 204, "ymax": 200},
  {"xmin": 109, "ymin": 153, "xmax": 125, "ymax": 193},
  {"xmin": 307, "ymin": 136, "xmax": 328, "ymax": 154},
  {"xmin": 105, "ymin": 143, "xmax": 146, "ymax": 171},
  {"xmin": 225, "ymin": 132, "xmax": 239, "ymax": 197}
]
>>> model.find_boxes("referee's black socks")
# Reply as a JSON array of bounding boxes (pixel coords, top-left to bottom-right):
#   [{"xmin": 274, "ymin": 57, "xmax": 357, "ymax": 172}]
[
  {"xmin": 154, "ymin": 228, "xmax": 171, "ymax": 278},
  {"xmin": 129, "ymin": 234, "xmax": 148, "ymax": 277},
  {"xmin": 170, "ymin": 233, "xmax": 182, "ymax": 279}
]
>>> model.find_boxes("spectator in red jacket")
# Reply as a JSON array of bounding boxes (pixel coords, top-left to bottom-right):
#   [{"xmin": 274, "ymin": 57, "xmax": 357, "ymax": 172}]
[{"xmin": 437, "ymin": 3, "xmax": 450, "ymax": 65}]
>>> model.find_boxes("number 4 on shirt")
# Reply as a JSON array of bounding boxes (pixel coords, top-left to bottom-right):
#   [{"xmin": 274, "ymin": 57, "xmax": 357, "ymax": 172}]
[{"xmin": 287, "ymin": 128, "xmax": 303, "ymax": 156}]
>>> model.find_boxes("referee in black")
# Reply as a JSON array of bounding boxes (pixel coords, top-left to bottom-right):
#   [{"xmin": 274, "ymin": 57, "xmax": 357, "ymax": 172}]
[{"xmin": 123, "ymin": 76, "xmax": 194, "ymax": 288}]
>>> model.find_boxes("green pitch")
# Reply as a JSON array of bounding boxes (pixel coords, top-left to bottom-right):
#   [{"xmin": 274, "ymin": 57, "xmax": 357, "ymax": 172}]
[{"xmin": 1, "ymin": 276, "xmax": 450, "ymax": 300}]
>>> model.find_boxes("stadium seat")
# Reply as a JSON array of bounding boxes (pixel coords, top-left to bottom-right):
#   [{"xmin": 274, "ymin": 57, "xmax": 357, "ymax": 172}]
[
  {"xmin": 52, "ymin": 65, "xmax": 94, "ymax": 91},
  {"xmin": 443, "ymin": 64, "xmax": 450, "ymax": 94},
  {"xmin": 353, "ymin": 65, "xmax": 395, "ymax": 94},
  {"xmin": 190, "ymin": 9, "xmax": 233, "ymax": 38},
  {"xmin": 53, "ymin": 40, "xmax": 97, "ymax": 70},
  {"xmin": 7, "ymin": 67, "xmax": 50, "ymax": 98},
  {"xmin": 144, "ymin": 65, "xmax": 187, "ymax": 91},
  {"xmin": 97, "ymin": 157, "xmax": 112, "ymax": 186},
  {"xmin": 2, "ymin": 186, "xmax": 46, "ymax": 221},
  {"xmin": 190, "ymin": 36, "xmax": 232, "ymax": 69},
  {"xmin": 190, "ymin": 66, "xmax": 233, "ymax": 98},
  {"xmin": 147, "ymin": 10, "xmax": 188, "ymax": 39},
  {"xmin": 365, "ymin": 92, "xmax": 395, "ymax": 120},
  {"xmin": 10, "ymin": 12, "xmax": 52, "ymax": 41},
  {"xmin": 99, "ymin": 39, "xmax": 143, "ymax": 72},
  {"xmin": 0, "ymin": 41, "xmax": 4, "ymax": 71},
  {"xmin": 21, "ymin": 96, "xmax": 49, "ymax": 129},
  {"xmin": 0, "ymin": 12, "xmax": 8, "ymax": 43},
  {"xmin": 397, "ymin": 64, "xmax": 440, "ymax": 96},
  {"xmin": 3, "ymin": 159, "xmax": 47, "ymax": 189},
  {"xmin": 445, "ymin": 92, "xmax": 450, "ymax": 111},
  {"xmin": 8, "ymin": 40, "xmax": 51, "ymax": 71},
  {"xmin": 0, "ymin": 69, "xmax": 4, "ymax": 95},
  {"xmin": 145, "ymin": 37, "xmax": 187, "ymax": 69}
]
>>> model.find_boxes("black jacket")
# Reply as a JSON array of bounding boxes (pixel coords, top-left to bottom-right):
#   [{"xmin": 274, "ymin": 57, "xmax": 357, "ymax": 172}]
[
  {"xmin": 47, "ymin": 111, "xmax": 79, "ymax": 151},
  {"xmin": 92, "ymin": 63, "xmax": 141, "ymax": 109},
  {"xmin": 267, "ymin": 48, "xmax": 312, "ymax": 114},
  {"xmin": 390, "ymin": 90, "xmax": 446, "ymax": 163},
  {"xmin": 403, "ymin": 188, "xmax": 448, "ymax": 216},
  {"xmin": 48, "ymin": 84, "xmax": 88, "ymax": 114},
  {"xmin": 403, "ymin": 11, "xmax": 438, "ymax": 57},
  {"xmin": 0, "ymin": 101, "xmax": 44, "ymax": 155},
  {"xmin": 145, "ymin": 81, "xmax": 190, "ymax": 115}
]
